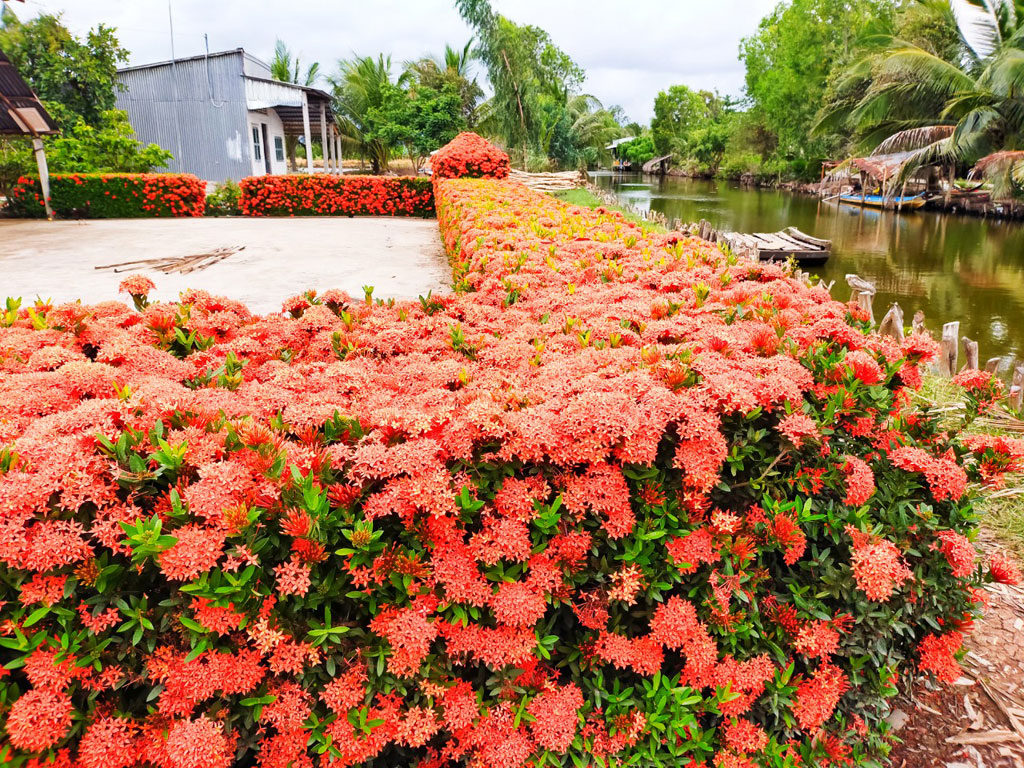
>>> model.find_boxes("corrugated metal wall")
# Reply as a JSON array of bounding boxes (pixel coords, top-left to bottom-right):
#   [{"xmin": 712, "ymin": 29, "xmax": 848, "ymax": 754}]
[{"xmin": 116, "ymin": 52, "xmax": 251, "ymax": 183}]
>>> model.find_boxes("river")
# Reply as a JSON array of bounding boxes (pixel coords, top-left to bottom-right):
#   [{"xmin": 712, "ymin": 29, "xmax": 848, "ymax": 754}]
[{"xmin": 592, "ymin": 172, "xmax": 1024, "ymax": 364}]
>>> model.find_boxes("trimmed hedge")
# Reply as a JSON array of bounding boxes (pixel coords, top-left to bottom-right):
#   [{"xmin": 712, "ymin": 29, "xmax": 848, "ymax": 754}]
[
  {"xmin": 0, "ymin": 133, "xmax": 1020, "ymax": 768},
  {"xmin": 239, "ymin": 174, "xmax": 435, "ymax": 217},
  {"xmin": 8, "ymin": 173, "xmax": 206, "ymax": 218}
]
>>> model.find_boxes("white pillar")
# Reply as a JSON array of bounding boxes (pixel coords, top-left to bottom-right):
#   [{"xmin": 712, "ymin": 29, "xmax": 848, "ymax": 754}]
[
  {"xmin": 301, "ymin": 92, "xmax": 314, "ymax": 174},
  {"xmin": 32, "ymin": 138, "xmax": 54, "ymax": 219},
  {"xmin": 319, "ymin": 102, "xmax": 329, "ymax": 176},
  {"xmin": 335, "ymin": 131, "xmax": 343, "ymax": 174}
]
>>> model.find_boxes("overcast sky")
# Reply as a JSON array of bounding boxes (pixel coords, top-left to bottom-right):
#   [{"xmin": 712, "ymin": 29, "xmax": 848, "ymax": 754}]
[{"xmin": 6, "ymin": 0, "xmax": 779, "ymax": 123}]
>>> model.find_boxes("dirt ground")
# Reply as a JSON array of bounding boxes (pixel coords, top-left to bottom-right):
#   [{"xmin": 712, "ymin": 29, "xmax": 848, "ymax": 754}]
[
  {"xmin": 0, "ymin": 216, "xmax": 449, "ymax": 314},
  {"xmin": 890, "ymin": 534, "xmax": 1024, "ymax": 768}
]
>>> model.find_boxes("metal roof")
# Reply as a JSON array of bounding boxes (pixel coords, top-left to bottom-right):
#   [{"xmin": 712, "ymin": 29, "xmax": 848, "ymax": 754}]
[{"xmin": 0, "ymin": 47, "xmax": 59, "ymax": 136}]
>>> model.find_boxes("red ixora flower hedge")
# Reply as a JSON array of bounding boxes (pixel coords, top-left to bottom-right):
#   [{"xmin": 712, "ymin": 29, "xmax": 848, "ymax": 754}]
[
  {"xmin": 8, "ymin": 173, "xmax": 206, "ymax": 219},
  {"xmin": 0, "ymin": 132, "xmax": 1020, "ymax": 768},
  {"xmin": 430, "ymin": 131, "xmax": 510, "ymax": 180},
  {"xmin": 239, "ymin": 175, "xmax": 434, "ymax": 217}
]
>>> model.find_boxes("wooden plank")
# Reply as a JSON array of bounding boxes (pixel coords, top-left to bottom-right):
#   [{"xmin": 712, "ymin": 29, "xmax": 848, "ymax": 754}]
[
  {"xmin": 784, "ymin": 226, "xmax": 831, "ymax": 249},
  {"xmin": 754, "ymin": 233, "xmax": 799, "ymax": 251},
  {"xmin": 772, "ymin": 231, "xmax": 812, "ymax": 250}
]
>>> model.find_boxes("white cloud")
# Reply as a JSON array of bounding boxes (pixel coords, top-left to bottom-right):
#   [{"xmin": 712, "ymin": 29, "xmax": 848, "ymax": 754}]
[{"xmin": 9, "ymin": 0, "xmax": 777, "ymax": 122}]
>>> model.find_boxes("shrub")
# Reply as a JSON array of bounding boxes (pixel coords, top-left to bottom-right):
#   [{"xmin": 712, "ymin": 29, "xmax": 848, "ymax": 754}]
[
  {"xmin": 205, "ymin": 179, "xmax": 242, "ymax": 217},
  {"xmin": 0, "ymin": 135, "xmax": 1016, "ymax": 767},
  {"xmin": 238, "ymin": 174, "xmax": 434, "ymax": 217},
  {"xmin": 8, "ymin": 172, "xmax": 205, "ymax": 218},
  {"xmin": 430, "ymin": 131, "xmax": 510, "ymax": 179}
]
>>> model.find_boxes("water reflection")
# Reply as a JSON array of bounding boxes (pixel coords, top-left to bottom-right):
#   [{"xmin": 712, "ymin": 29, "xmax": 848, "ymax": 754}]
[{"xmin": 592, "ymin": 172, "xmax": 1024, "ymax": 362}]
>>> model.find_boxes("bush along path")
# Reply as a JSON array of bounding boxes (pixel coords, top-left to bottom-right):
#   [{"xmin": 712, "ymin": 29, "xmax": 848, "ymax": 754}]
[{"xmin": 0, "ymin": 132, "xmax": 1022, "ymax": 768}]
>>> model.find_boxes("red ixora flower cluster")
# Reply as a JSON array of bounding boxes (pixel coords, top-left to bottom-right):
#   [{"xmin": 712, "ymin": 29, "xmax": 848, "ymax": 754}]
[
  {"xmin": 430, "ymin": 131, "xmax": 510, "ymax": 179},
  {"xmin": 239, "ymin": 174, "xmax": 434, "ymax": 217},
  {"xmin": 9, "ymin": 173, "xmax": 205, "ymax": 218},
  {"xmin": 0, "ymin": 132, "xmax": 1012, "ymax": 768}
]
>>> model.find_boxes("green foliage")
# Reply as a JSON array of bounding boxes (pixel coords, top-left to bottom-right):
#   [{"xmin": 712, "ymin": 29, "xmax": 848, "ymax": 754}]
[
  {"xmin": 738, "ymin": 0, "xmax": 897, "ymax": 180},
  {"xmin": 820, "ymin": 0, "xmax": 1024, "ymax": 198},
  {"xmin": 405, "ymin": 39, "xmax": 484, "ymax": 128},
  {"xmin": 620, "ymin": 135, "xmax": 656, "ymax": 166},
  {"xmin": 330, "ymin": 54, "xmax": 402, "ymax": 174},
  {"xmin": 0, "ymin": 11, "xmax": 127, "ymax": 130},
  {"xmin": 650, "ymin": 86, "xmax": 733, "ymax": 175},
  {"xmin": 1, "ymin": 110, "xmax": 172, "ymax": 203},
  {"xmin": 456, "ymin": 0, "xmax": 622, "ymax": 168},
  {"xmin": 365, "ymin": 81, "xmax": 468, "ymax": 169},
  {"xmin": 205, "ymin": 179, "xmax": 241, "ymax": 217},
  {"xmin": 46, "ymin": 110, "xmax": 171, "ymax": 173}
]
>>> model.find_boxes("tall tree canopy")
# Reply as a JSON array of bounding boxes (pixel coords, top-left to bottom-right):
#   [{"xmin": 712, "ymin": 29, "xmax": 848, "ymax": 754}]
[
  {"xmin": 0, "ymin": 11, "xmax": 127, "ymax": 130},
  {"xmin": 455, "ymin": 0, "xmax": 593, "ymax": 165},
  {"xmin": 739, "ymin": 0, "xmax": 897, "ymax": 178}
]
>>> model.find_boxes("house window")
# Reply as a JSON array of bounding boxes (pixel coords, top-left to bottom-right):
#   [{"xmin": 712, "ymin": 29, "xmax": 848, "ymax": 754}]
[
  {"xmin": 274, "ymin": 136, "xmax": 285, "ymax": 163},
  {"xmin": 252, "ymin": 126, "xmax": 263, "ymax": 161}
]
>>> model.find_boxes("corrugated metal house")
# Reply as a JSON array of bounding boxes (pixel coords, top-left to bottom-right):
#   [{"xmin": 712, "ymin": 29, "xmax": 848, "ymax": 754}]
[{"xmin": 115, "ymin": 48, "xmax": 340, "ymax": 183}]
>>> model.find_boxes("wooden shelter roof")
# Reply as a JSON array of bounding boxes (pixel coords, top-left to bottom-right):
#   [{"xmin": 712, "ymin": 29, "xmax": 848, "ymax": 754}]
[{"xmin": 0, "ymin": 47, "xmax": 59, "ymax": 136}]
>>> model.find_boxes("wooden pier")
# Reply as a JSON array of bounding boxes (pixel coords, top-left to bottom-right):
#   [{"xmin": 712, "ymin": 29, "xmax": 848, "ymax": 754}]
[{"xmin": 692, "ymin": 219, "xmax": 831, "ymax": 266}]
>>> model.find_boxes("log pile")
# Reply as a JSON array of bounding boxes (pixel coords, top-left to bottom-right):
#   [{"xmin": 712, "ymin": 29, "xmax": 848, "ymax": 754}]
[{"xmin": 508, "ymin": 169, "xmax": 586, "ymax": 192}]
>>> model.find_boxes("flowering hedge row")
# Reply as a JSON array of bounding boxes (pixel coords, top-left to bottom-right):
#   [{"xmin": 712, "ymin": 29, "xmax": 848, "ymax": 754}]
[
  {"xmin": 239, "ymin": 175, "xmax": 434, "ymax": 217},
  {"xmin": 7, "ymin": 174, "xmax": 206, "ymax": 218},
  {"xmin": 430, "ymin": 131, "xmax": 510, "ymax": 179},
  {"xmin": 0, "ymin": 132, "xmax": 1020, "ymax": 768}
]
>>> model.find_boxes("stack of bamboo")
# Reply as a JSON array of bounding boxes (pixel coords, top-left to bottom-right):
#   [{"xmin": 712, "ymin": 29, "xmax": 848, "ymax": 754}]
[{"xmin": 508, "ymin": 169, "xmax": 586, "ymax": 191}]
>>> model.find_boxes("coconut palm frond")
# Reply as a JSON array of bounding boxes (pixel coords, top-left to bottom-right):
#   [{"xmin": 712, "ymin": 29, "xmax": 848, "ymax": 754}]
[
  {"xmin": 874, "ymin": 125, "xmax": 956, "ymax": 154},
  {"xmin": 877, "ymin": 45, "xmax": 978, "ymax": 98},
  {"xmin": 979, "ymin": 46, "xmax": 1024, "ymax": 95},
  {"xmin": 957, "ymin": 0, "xmax": 1006, "ymax": 59}
]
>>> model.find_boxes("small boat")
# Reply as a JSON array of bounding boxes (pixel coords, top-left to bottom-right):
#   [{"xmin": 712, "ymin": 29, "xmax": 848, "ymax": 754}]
[{"xmin": 839, "ymin": 193, "xmax": 927, "ymax": 210}]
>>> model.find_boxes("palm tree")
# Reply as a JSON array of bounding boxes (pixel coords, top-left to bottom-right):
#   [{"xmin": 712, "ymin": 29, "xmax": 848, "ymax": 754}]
[
  {"xmin": 329, "ymin": 54, "xmax": 402, "ymax": 174},
  {"xmin": 825, "ymin": 0, "xmax": 1024, "ymax": 198},
  {"xmin": 405, "ymin": 40, "xmax": 483, "ymax": 126},
  {"xmin": 271, "ymin": 40, "xmax": 321, "ymax": 171}
]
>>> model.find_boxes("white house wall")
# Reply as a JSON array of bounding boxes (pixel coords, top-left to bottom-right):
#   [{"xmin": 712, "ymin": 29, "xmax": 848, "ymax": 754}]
[{"xmin": 247, "ymin": 108, "xmax": 289, "ymax": 177}]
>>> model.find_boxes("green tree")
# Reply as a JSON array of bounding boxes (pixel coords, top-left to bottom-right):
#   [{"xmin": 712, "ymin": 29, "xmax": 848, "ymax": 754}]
[
  {"xmin": 365, "ymin": 81, "xmax": 467, "ymax": 171},
  {"xmin": 739, "ymin": 0, "xmax": 897, "ymax": 179},
  {"xmin": 455, "ymin": 0, "xmax": 584, "ymax": 164},
  {"xmin": 822, "ymin": 0, "xmax": 1024, "ymax": 198},
  {"xmin": 271, "ymin": 39, "xmax": 321, "ymax": 171},
  {"xmin": 620, "ymin": 135, "xmax": 656, "ymax": 166},
  {"xmin": 406, "ymin": 40, "xmax": 483, "ymax": 127},
  {"xmin": 0, "ymin": 11, "xmax": 127, "ymax": 129},
  {"xmin": 330, "ymin": 54, "xmax": 405, "ymax": 173}
]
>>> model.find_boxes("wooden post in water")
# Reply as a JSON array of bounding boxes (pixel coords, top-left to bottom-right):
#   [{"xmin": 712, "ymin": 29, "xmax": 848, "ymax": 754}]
[
  {"xmin": 939, "ymin": 322, "xmax": 960, "ymax": 375},
  {"xmin": 878, "ymin": 303, "xmax": 904, "ymax": 341},
  {"xmin": 962, "ymin": 336, "xmax": 979, "ymax": 370},
  {"xmin": 845, "ymin": 274, "xmax": 876, "ymax": 324},
  {"xmin": 985, "ymin": 357, "xmax": 1002, "ymax": 373},
  {"xmin": 912, "ymin": 310, "xmax": 927, "ymax": 336},
  {"xmin": 1011, "ymin": 365, "xmax": 1024, "ymax": 411}
]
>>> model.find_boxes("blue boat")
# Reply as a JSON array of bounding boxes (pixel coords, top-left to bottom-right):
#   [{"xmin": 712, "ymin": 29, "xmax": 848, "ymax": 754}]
[{"xmin": 839, "ymin": 193, "xmax": 926, "ymax": 210}]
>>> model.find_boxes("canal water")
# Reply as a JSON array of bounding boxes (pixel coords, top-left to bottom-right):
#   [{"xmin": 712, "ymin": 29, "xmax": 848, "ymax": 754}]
[{"xmin": 592, "ymin": 172, "xmax": 1024, "ymax": 364}]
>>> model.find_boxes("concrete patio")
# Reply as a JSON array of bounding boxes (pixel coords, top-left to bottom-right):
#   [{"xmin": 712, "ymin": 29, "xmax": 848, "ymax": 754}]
[{"xmin": 0, "ymin": 217, "xmax": 449, "ymax": 314}]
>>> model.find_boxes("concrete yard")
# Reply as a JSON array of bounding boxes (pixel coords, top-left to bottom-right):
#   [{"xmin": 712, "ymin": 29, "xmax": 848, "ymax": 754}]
[{"xmin": 0, "ymin": 217, "xmax": 450, "ymax": 314}]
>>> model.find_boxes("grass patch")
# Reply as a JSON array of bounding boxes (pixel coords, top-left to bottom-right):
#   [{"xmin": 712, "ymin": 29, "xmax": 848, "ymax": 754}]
[
  {"xmin": 914, "ymin": 374, "xmax": 1024, "ymax": 557},
  {"xmin": 552, "ymin": 188, "xmax": 666, "ymax": 232}
]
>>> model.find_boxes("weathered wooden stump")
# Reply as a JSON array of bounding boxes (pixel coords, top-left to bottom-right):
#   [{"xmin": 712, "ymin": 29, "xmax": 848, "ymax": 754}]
[
  {"xmin": 961, "ymin": 336, "xmax": 979, "ymax": 370},
  {"xmin": 939, "ymin": 322, "xmax": 960, "ymax": 376},
  {"xmin": 878, "ymin": 303, "xmax": 904, "ymax": 341}
]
